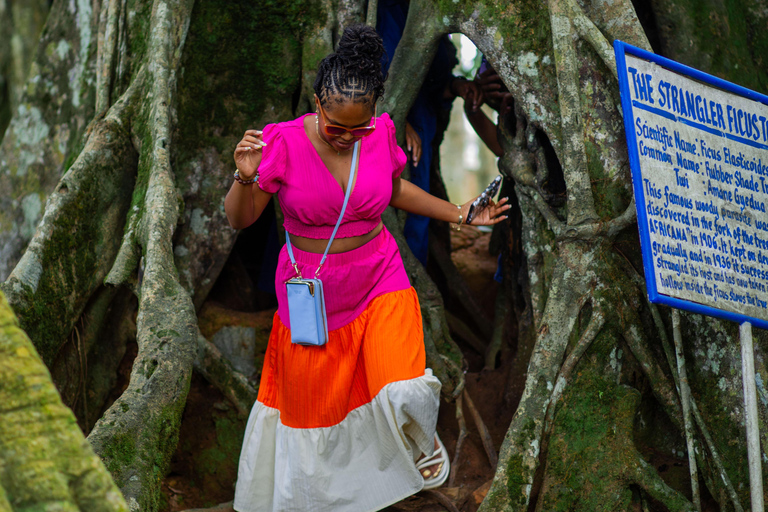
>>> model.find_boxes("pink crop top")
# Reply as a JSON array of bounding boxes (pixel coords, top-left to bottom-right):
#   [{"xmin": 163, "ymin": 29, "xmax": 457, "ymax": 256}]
[{"xmin": 256, "ymin": 112, "xmax": 408, "ymax": 239}]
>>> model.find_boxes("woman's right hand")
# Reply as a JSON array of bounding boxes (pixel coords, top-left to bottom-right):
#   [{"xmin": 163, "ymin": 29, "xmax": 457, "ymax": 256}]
[{"xmin": 234, "ymin": 129, "xmax": 268, "ymax": 179}]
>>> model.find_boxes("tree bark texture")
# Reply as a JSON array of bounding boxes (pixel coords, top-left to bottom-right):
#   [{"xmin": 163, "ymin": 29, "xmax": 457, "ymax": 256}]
[{"xmin": 1, "ymin": 0, "xmax": 768, "ymax": 510}]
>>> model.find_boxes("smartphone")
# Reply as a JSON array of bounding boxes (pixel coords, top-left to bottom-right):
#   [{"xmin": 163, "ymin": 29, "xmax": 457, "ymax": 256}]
[{"xmin": 466, "ymin": 176, "xmax": 502, "ymax": 225}]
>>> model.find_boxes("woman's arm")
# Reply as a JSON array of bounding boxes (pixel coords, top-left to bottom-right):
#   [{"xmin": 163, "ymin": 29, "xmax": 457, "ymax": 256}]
[
  {"xmin": 225, "ymin": 129, "xmax": 273, "ymax": 229},
  {"xmin": 224, "ymin": 180, "xmax": 273, "ymax": 229},
  {"xmin": 464, "ymin": 107, "xmax": 503, "ymax": 157},
  {"xmin": 390, "ymin": 177, "xmax": 510, "ymax": 226}
]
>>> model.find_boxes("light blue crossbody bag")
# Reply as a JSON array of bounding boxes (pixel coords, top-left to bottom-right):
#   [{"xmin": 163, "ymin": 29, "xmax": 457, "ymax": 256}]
[{"xmin": 284, "ymin": 141, "xmax": 360, "ymax": 346}]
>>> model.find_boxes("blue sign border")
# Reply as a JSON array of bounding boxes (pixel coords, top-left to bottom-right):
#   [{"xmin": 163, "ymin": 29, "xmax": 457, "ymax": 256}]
[{"xmin": 615, "ymin": 40, "xmax": 768, "ymax": 329}]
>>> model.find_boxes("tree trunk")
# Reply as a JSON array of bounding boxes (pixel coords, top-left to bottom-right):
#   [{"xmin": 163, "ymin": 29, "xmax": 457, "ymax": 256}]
[{"xmin": 1, "ymin": 0, "xmax": 767, "ymax": 509}]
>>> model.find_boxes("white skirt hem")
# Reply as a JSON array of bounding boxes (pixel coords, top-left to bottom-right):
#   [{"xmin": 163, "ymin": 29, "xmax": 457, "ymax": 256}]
[{"xmin": 234, "ymin": 370, "xmax": 441, "ymax": 512}]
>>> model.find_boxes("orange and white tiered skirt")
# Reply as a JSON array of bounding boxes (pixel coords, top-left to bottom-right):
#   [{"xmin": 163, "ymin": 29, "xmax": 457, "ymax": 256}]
[{"xmin": 233, "ymin": 232, "xmax": 441, "ymax": 512}]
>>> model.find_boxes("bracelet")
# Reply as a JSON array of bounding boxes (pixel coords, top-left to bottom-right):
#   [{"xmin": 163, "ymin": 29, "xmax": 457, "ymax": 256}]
[
  {"xmin": 234, "ymin": 168, "xmax": 257, "ymax": 185},
  {"xmin": 452, "ymin": 204, "xmax": 464, "ymax": 231}
]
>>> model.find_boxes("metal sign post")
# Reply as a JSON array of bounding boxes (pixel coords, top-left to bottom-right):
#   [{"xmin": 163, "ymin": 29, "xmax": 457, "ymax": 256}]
[
  {"xmin": 741, "ymin": 321, "xmax": 765, "ymax": 512},
  {"xmin": 615, "ymin": 40, "xmax": 768, "ymax": 510}
]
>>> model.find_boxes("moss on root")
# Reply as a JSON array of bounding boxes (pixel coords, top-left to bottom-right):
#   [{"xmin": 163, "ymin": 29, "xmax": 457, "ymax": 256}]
[
  {"xmin": 0, "ymin": 291, "xmax": 128, "ymax": 510},
  {"xmin": 174, "ymin": 0, "xmax": 324, "ymax": 164}
]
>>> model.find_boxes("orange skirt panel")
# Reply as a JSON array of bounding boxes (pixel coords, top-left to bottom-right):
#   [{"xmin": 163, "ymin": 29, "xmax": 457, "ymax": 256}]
[{"xmin": 257, "ymin": 287, "xmax": 425, "ymax": 429}]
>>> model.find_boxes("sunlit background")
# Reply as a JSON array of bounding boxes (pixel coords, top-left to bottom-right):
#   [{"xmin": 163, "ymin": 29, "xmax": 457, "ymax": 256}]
[{"xmin": 440, "ymin": 34, "xmax": 500, "ymax": 202}]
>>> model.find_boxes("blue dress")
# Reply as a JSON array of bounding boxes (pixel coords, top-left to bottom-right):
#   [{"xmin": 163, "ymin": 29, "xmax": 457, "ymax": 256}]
[{"xmin": 377, "ymin": 0, "xmax": 458, "ymax": 264}]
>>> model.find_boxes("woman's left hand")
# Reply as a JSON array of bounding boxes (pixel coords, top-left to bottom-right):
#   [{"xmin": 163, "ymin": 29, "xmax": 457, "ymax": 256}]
[
  {"xmin": 462, "ymin": 196, "xmax": 511, "ymax": 226},
  {"xmin": 405, "ymin": 122, "xmax": 422, "ymax": 167}
]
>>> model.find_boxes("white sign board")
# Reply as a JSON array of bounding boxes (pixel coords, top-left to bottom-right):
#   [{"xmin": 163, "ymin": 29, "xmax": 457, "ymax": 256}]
[{"xmin": 616, "ymin": 42, "xmax": 768, "ymax": 328}]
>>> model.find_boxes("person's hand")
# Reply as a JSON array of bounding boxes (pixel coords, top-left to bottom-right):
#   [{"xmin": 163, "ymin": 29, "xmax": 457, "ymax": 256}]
[
  {"xmin": 462, "ymin": 196, "xmax": 511, "ymax": 226},
  {"xmin": 453, "ymin": 77, "xmax": 484, "ymax": 112},
  {"xmin": 405, "ymin": 122, "xmax": 422, "ymax": 167},
  {"xmin": 476, "ymin": 70, "xmax": 513, "ymax": 115},
  {"xmin": 234, "ymin": 129, "xmax": 267, "ymax": 179}
]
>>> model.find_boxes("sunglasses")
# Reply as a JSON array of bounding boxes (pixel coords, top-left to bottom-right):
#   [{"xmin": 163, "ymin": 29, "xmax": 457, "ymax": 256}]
[{"xmin": 317, "ymin": 103, "xmax": 377, "ymax": 138}]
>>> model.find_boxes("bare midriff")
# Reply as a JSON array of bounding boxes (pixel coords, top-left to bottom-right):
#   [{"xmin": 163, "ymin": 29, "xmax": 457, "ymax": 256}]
[{"xmin": 288, "ymin": 221, "xmax": 384, "ymax": 254}]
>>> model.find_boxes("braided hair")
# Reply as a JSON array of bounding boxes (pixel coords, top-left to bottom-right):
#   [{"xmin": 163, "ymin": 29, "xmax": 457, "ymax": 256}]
[{"xmin": 313, "ymin": 24, "xmax": 387, "ymax": 108}]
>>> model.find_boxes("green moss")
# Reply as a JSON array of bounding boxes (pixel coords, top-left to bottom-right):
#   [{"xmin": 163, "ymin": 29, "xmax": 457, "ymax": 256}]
[
  {"xmin": 505, "ymin": 454, "xmax": 527, "ymax": 505},
  {"xmin": 101, "ymin": 432, "xmax": 137, "ymax": 479},
  {"xmin": 172, "ymin": 0, "xmax": 323, "ymax": 177},
  {"xmin": 124, "ymin": 0, "xmax": 153, "ymax": 76},
  {"xmin": 15, "ymin": 182, "xmax": 102, "ymax": 365},
  {"xmin": 540, "ymin": 363, "xmax": 635, "ymax": 510}
]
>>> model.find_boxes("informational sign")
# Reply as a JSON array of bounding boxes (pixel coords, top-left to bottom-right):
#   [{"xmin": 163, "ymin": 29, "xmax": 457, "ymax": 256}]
[{"xmin": 615, "ymin": 42, "xmax": 768, "ymax": 329}]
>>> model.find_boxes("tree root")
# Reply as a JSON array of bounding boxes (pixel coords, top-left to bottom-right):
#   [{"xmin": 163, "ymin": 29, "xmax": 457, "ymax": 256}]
[
  {"xmin": 422, "ymin": 489, "xmax": 462, "ymax": 512},
  {"xmin": 194, "ymin": 332, "xmax": 258, "ymax": 418},
  {"xmin": 445, "ymin": 310, "xmax": 487, "ymax": 356},
  {"xmin": 621, "ymin": 257, "xmax": 745, "ymax": 512},
  {"xmin": 544, "ymin": 302, "xmax": 605, "ymax": 434},
  {"xmin": 479, "ymin": 247, "xmax": 596, "ymax": 511},
  {"xmin": 464, "ymin": 389, "xmax": 498, "ymax": 469},
  {"xmin": 429, "ymin": 233, "xmax": 494, "ymax": 340},
  {"xmin": 0, "ymin": 85, "xmax": 138, "ymax": 365},
  {"xmin": 379, "ymin": 0, "xmax": 449, "ymax": 135},
  {"xmin": 95, "ymin": 0, "xmax": 124, "ymax": 114},
  {"xmin": 0, "ymin": 291, "xmax": 128, "ymax": 511},
  {"xmin": 87, "ymin": 1, "xmax": 198, "ymax": 509},
  {"xmin": 548, "ymin": 0, "xmax": 598, "ymax": 226},
  {"xmin": 536, "ymin": 358, "xmax": 695, "ymax": 512},
  {"xmin": 671, "ymin": 309, "xmax": 702, "ymax": 511},
  {"xmin": 448, "ymin": 392, "xmax": 467, "ymax": 487},
  {"xmin": 383, "ymin": 209, "xmax": 465, "ymax": 398},
  {"xmin": 484, "ymin": 287, "xmax": 510, "ymax": 371},
  {"xmin": 648, "ymin": 301, "xmax": 744, "ymax": 512}
]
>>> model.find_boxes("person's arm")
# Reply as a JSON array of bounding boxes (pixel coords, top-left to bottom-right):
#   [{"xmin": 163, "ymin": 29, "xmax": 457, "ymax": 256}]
[
  {"xmin": 225, "ymin": 179, "xmax": 273, "ymax": 229},
  {"xmin": 390, "ymin": 177, "xmax": 510, "ymax": 226},
  {"xmin": 225, "ymin": 129, "xmax": 273, "ymax": 229},
  {"xmin": 464, "ymin": 106, "xmax": 503, "ymax": 157}
]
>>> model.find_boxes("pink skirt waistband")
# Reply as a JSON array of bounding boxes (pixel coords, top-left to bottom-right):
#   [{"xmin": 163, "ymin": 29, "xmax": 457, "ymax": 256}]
[{"xmin": 286, "ymin": 226, "xmax": 390, "ymax": 269}]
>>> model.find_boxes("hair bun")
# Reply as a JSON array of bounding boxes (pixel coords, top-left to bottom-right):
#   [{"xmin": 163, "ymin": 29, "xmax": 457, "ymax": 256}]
[
  {"xmin": 337, "ymin": 25, "xmax": 385, "ymax": 64},
  {"xmin": 313, "ymin": 24, "xmax": 387, "ymax": 103}
]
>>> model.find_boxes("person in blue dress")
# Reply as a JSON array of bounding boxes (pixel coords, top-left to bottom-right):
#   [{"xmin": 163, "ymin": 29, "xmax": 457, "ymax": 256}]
[{"xmin": 377, "ymin": 0, "xmax": 481, "ymax": 264}]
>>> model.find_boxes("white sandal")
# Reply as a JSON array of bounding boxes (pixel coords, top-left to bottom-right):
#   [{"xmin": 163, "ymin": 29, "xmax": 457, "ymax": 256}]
[{"xmin": 417, "ymin": 434, "xmax": 450, "ymax": 490}]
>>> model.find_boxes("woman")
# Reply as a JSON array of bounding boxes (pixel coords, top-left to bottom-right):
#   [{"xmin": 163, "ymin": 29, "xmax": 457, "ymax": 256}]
[{"xmin": 225, "ymin": 25, "xmax": 509, "ymax": 512}]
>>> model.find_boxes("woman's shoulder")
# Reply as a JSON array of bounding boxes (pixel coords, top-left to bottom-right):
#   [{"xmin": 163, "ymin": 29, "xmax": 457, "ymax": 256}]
[
  {"xmin": 261, "ymin": 114, "xmax": 311, "ymax": 145},
  {"xmin": 378, "ymin": 111, "xmax": 394, "ymax": 128}
]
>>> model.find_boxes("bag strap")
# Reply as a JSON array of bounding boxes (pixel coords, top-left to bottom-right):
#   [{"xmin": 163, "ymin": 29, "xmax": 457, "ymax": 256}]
[{"xmin": 286, "ymin": 140, "xmax": 360, "ymax": 278}]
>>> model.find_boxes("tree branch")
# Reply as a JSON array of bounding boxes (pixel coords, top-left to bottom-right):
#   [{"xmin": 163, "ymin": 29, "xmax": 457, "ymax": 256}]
[
  {"xmin": 548, "ymin": 0, "xmax": 598, "ymax": 226},
  {"xmin": 379, "ymin": 0, "xmax": 449, "ymax": 133},
  {"xmin": 567, "ymin": 0, "xmax": 617, "ymax": 81},
  {"xmin": 95, "ymin": 0, "xmax": 123, "ymax": 114}
]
